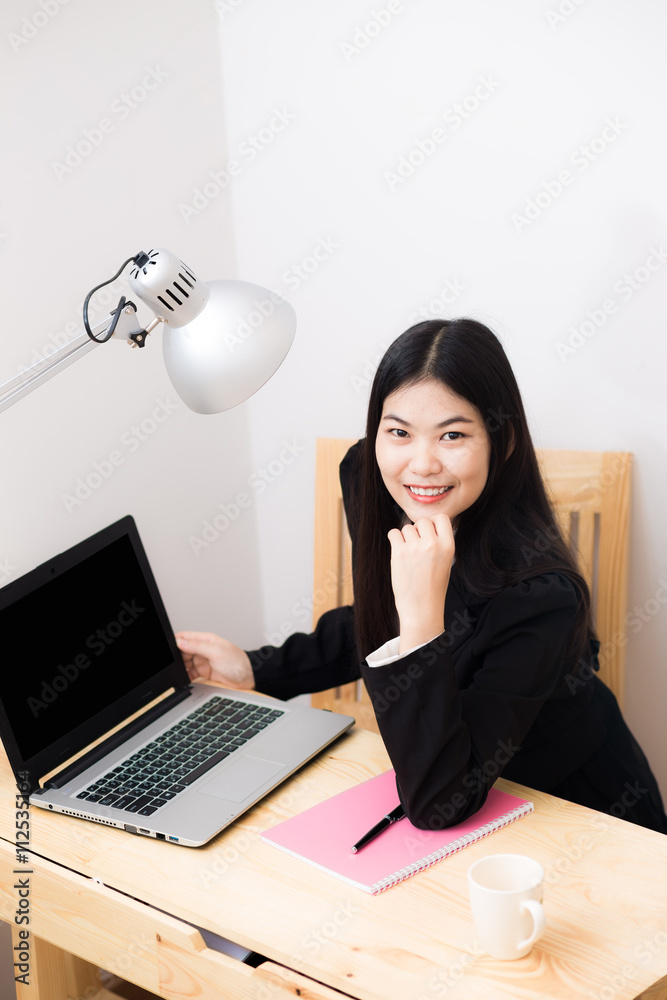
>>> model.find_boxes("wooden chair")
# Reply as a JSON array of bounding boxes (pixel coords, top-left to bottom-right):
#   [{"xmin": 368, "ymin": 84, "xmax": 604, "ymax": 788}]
[{"xmin": 310, "ymin": 439, "xmax": 632, "ymax": 732}]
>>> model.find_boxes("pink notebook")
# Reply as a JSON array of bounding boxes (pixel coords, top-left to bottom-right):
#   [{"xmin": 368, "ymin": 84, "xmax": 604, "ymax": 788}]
[{"xmin": 261, "ymin": 770, "xmax": 533, "ymax": 894}]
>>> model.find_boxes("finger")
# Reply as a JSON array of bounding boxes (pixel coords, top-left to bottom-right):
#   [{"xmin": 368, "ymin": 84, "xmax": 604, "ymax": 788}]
[
  {"xmin": 411, "ymin": 517, "xmax": 437, "ymax": 538},
  {"xmin": 387, "ymin": 527, "xmax": 407, "ymax": 547},
  {"xmin": 430, "ymin": 512, "xmax": 453, "ymax": 535},
  {"xmin": 175, "ymin": 631, "xmax": 219, "ymax": 644},
  {"xmin": 189, "ymin": 655, "xmax": 211, "ymax": 677},
  {"xmin": 175, "ymin": 634, "xmax": 219, "ymax": 656},
  {"xmin": 413, "ymin": 514, "xmax": 453, "ymax": 542}
]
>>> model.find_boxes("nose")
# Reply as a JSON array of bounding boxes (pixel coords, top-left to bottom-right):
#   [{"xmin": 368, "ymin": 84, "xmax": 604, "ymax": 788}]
[{"xmin": 408, "ymin": 441, "xmax": 443, "ymax": 479}]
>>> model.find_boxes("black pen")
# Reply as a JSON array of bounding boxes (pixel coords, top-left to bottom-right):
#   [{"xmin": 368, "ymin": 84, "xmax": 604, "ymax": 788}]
[{"xmin": 351, "ymin": 804, "xmax": 406, "ymax": 852}]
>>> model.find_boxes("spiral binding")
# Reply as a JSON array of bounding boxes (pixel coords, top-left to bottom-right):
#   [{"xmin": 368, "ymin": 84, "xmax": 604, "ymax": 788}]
[{"xmin": 371, "ymin": 801, "xmax": 534, "ymax": 894}]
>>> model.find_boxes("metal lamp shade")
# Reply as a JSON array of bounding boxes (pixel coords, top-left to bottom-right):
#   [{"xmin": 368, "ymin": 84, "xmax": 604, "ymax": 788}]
[{"xmin": 162, "ymin": 280, "xmax": 296, "ymax": 414}]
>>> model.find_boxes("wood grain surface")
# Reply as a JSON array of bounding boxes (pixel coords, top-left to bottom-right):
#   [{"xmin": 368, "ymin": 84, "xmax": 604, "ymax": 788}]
[{"xmin": 2, "ymin": 722, "xmax": 667, "ymax": 1000}]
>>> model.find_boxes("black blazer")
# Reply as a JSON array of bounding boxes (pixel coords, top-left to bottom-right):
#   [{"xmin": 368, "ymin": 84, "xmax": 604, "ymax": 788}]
[{"xmin": 248, "ymin": 443, "xmax": 667, "ymax": 832}]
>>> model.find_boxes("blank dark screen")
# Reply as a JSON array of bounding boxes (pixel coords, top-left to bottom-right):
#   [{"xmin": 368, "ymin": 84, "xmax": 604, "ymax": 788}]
[{"xmin": 1, "ymin": 534, "xmax": 175, "ymax": 761}]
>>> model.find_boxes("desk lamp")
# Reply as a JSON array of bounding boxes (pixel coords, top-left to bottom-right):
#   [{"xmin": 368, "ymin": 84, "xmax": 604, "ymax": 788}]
[{"xmin": 0, "ymin": 248, "xmax": 296, "ymax": 414}]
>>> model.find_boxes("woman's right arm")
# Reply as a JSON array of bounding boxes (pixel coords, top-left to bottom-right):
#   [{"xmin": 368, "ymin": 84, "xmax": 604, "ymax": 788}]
[
  {"xmin": 176, "ymin": 605, "xmax": 360, "ymax": 700},
  {"xmin": 175, "ymin": 631, "xmax": 256, "ymax": 689},
  {"xmin": 247, "ymin": 605, "xmax": 360, "ymax": 700}
]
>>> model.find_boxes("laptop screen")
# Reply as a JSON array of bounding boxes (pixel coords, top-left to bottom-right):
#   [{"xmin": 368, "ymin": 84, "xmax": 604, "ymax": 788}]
[{"xmin": 0, "ymin": 516, "xmax": 189, "ymax": 786}]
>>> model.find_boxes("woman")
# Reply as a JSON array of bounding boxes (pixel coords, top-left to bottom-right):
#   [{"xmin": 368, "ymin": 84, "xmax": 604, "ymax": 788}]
[{"xmin": 177, "ymin": 319, "xmax": 667, "ymax": 833}]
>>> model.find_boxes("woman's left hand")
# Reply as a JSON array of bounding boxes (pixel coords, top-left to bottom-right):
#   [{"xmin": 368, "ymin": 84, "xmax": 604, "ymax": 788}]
[{"xmin": 388, "ymin": 512, "xmax": 455, "ymax": 653}]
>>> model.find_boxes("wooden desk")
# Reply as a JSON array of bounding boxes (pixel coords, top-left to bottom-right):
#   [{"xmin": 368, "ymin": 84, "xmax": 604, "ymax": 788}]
[{"xmin": 1, "ymin": 727, "xmax": 667, "ymax": 1000}]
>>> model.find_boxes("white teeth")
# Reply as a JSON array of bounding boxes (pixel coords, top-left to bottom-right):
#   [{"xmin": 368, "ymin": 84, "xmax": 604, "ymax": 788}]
[{"xmin": 408, "ymin": 486, "xmax": 451, "ymax": 496}]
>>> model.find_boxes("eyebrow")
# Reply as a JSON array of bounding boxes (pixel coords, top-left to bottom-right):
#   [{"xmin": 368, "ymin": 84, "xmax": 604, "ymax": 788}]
[{"xmin": 381, "ymin": 413, "xmax": 475, "ymax": 429}]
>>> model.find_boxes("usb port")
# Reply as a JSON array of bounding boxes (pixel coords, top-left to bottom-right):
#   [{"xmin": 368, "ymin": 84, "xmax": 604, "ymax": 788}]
[{"xmin": 169, "ymin": 836, "xmax": 179, "ymax": 842}]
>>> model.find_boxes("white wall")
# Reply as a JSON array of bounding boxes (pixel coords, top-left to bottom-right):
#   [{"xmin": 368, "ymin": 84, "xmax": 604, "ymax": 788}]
[
  {"xmin": 1, "ymin": 1, "xmax": 665, "ymax": 804},
  {"xmin": 0, "ymin": 0, "xmax": 271, "ymax": 648},
  {"xmin": 214, "ymin": 0, "xmax": 667, "ymax": 796}
]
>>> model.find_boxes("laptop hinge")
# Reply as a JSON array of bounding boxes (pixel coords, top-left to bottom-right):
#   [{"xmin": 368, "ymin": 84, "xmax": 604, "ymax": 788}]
[{"xmin": 43, "ymin": 686, "xmax": 193, "ymax": 790}]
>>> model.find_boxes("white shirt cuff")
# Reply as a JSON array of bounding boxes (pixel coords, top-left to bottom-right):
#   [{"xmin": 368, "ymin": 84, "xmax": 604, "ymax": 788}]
[{"xmin": 365, "ymin": 632, "xmax": 445, "ymax": 668}]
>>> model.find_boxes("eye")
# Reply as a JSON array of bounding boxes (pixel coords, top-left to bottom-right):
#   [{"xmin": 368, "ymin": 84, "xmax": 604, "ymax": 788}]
[
  {"xmin": 388, "ymin": 427, "xmax": 409, "ymax": 438},
  {"xmin": 442, "ymin": 431, "xmax": 464, "ymax": 441}
]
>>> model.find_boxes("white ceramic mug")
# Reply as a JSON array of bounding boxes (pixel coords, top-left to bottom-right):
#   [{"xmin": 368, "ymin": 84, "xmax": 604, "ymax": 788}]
[{"xmin": 467, "ymin": 853, "xmax": 546, "ymax": 960}]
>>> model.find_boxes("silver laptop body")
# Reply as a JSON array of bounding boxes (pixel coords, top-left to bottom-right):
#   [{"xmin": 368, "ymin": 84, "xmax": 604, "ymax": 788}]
[{"xmin": 0, "ymin": 515, "xmax": 354, "ymax": 847}]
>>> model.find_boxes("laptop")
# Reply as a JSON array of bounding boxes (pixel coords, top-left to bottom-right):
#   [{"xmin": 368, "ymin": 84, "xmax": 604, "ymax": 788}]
[{"xmin": 0, "ymin": 515, "xmax": 354, "ymax": 847}]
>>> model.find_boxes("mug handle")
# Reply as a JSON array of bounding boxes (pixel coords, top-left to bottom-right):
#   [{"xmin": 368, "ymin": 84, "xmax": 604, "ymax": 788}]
[{"xmin": 516, "ymin": 899, "xmax": 546, "ymax": 952}]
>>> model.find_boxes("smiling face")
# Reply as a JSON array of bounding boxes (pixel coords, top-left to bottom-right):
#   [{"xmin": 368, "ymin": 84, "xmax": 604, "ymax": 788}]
[{"xmin": 375, "ymin": 378, "xmax": 491, "ymax": 524}]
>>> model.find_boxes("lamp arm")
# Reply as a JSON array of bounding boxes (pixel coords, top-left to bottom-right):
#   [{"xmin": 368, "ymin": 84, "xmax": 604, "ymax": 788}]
[{"xmin": 0, "ymin": 305, "xmax": 146, "ymax": 415}]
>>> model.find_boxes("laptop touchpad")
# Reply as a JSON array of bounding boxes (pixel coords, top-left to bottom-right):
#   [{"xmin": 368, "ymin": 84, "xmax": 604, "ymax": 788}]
[{"xmin": 200, "ymin": 755, "xmax": 286, "ymax": 802}]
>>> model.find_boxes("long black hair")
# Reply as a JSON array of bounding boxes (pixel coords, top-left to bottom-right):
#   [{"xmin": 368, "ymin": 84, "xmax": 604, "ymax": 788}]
[{"xmin": 351, "ymin": 319, "xmax": 593, "ymax": 660}]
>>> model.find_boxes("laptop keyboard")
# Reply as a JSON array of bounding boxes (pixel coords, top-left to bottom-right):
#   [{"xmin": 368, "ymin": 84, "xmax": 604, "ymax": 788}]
[{"xmin": 75, "ymin": 696, "xmax": 284, "ymax": 817}]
